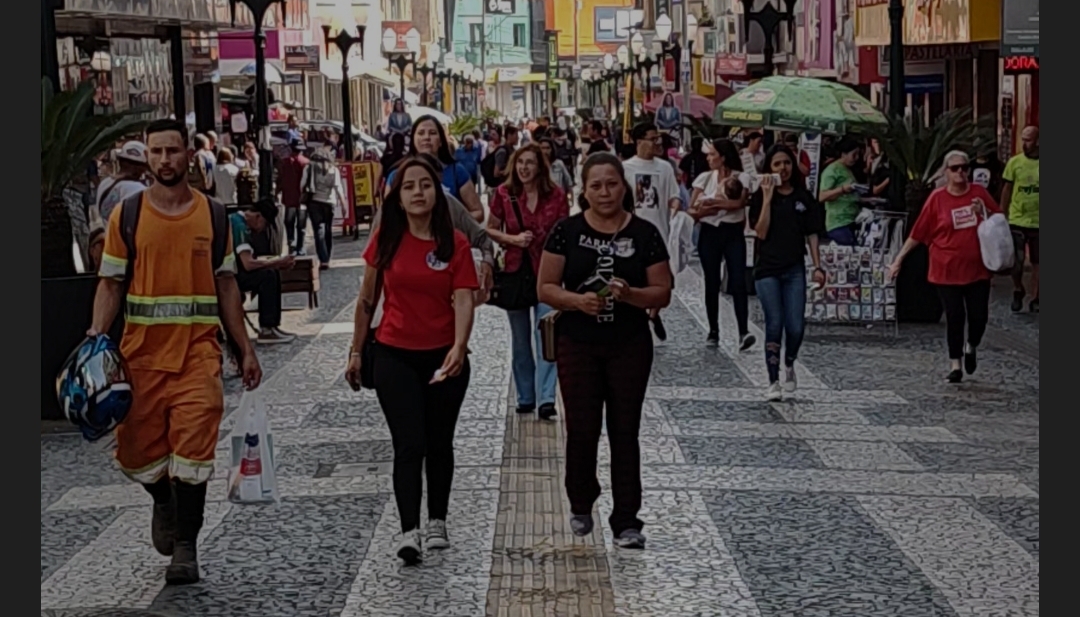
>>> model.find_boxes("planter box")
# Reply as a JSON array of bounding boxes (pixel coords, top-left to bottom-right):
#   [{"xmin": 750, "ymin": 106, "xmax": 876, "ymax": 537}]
[{"xmin": 41, "ymin": 274, "xmax": 123, "ymax": 420}]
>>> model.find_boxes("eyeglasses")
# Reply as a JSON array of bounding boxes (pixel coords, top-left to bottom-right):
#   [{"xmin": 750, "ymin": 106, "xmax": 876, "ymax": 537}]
[{"xmin": 948, "ymin": 164, "xmax": 970, "ymax": 172}]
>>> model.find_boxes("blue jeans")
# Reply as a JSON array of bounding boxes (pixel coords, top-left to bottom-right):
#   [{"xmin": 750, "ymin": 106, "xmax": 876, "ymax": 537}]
[
  {"xmin": 826, "ymin": 224, "xmax": 857, "ymax": 246},
  {"xmin": 754, "ymin": 264, "xmax": 807, "ymax": 384},
  {"xmin": 507, "ymin": 303, "xmax": 558, "ymax": 408}
]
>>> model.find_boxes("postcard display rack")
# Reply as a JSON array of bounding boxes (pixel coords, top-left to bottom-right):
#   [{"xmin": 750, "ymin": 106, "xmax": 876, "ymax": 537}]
[{"xmin": 805, "ymin": 210, "xmax": 906, "ymax": 333}]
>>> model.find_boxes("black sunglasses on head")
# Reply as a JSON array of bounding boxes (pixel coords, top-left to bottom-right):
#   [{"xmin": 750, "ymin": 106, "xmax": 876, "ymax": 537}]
[{"xmin": 948, "ymin": 164, "xmax": 970, "ymax": 172}]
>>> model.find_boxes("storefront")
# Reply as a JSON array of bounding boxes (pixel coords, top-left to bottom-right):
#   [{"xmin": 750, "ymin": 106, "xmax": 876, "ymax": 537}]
[
  {"xmin": 48, "ymin": 0, "xmax": 240, "ymax": 128},
  {"xmin": 485, "ymin": 67, "xmax": 547, "ymax": 119},
  {"xmin": 854, "ymin": 0, "xmax": 1002, "ymax": 121},
  {"xmin": 999, "ymin": 0, "xmax": 1038, "ymax": 157}
]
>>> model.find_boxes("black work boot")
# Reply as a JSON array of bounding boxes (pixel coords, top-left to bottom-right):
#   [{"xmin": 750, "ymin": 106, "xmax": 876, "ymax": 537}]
[
  {"xmin": 166, "ymin": 480, "xmax": 207, "ymax": 585},
  {"xmin": 143, "ymin": 478, "xmax": 176, "ymax": 556}
]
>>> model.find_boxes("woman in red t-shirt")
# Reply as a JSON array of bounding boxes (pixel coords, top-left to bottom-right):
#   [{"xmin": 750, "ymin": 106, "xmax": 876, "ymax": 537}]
[
  {"xmin": 486, "ymin": 143, "xmax": 568, "ymax": 420},
  {"xmin": 888, "ymin": 150, "xmax": 1000, "ymax": 384},
  {"xmin": 344, "ymin": 157, "xmax": 480, "ymax": 564}
]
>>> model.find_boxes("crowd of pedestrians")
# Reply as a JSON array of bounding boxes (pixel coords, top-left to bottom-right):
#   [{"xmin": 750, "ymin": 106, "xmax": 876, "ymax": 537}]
[{"xmin": 83, "ymin": 106, "xmax": 1039, "ymax": 579}]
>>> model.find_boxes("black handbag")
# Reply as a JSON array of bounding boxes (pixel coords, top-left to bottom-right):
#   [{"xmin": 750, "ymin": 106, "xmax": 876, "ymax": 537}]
[
  {"xmin": 359, "ymin": 268, "xmax": 383, "ymax": 390},
  {"xmin": 487, "ymin": 194, "xmax": 539, "ymax": 311}
]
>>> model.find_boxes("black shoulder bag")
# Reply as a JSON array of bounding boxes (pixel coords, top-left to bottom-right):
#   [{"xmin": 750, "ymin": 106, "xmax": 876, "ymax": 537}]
[{"xmin": 487, "ymin": 193, "xmax": 539, "ymax": 311}]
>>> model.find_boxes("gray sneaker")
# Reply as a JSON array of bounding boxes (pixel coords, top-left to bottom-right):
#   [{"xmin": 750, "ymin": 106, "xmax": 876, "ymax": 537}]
[
  {"xmin": 570, "ymin": 514, "xmax": 594, "ymax": 537},
  {"xmin": 614, "ymin": 528, "xmax": 646, "ymax": 549},
  {"xmin": 257, "ymin": 328, "xmax": 294, "ymax": 344},
  {"xmin": 426, "ymin": 519, "xmax": 449, "ymax": 550},
  {"xmin": 396, "ymin": 530, "xmax": 422, "ymax": 565}
]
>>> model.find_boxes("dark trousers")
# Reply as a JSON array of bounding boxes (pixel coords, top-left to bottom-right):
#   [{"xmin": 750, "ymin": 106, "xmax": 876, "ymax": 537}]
[
  {"xmin": 307, "ymin": 200, "xmax": 335, "ymax": 264},
  {"xmin": 236, "ymin": 268, "xmax": 282, "ymax": 329},
  {"xmin": 283, "ymin": 206, "xmax": 307, "ymax": 253},
  {"xmin": 556, "ymin": 330, "xmax": 653, "ymax": 536},
  {"xmin": 143, "ymin": 477, "xmax": 206, "ymax": 543},
  {"xmin": 698, "ymin": 222, "xmax": 750, "ymax": 336},
  {"xmin": 936, "ymin": 280, "xmax": 991, "ymax": 360},
  {"xmin": 373, "ymin": 344, "xmax": 471, "ymax": 533},
  {"xmin": 755, "ymin": 264, "xmax": 807, "ymax": 383}
]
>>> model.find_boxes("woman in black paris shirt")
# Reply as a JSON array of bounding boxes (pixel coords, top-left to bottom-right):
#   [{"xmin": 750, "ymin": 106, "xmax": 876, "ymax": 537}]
[
  {"xmin": 538, "ymin": 153, "xmax": 672, "ymax": 550},
  {"xmin": 748, "ymin": 145, "xmax": 826, "ymax": 402}
]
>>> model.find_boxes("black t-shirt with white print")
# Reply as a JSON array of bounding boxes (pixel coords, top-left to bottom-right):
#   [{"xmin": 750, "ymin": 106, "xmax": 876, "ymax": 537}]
[{"xmin": 544, "ymin": 213, "xmax": 670, "ymax": 344}]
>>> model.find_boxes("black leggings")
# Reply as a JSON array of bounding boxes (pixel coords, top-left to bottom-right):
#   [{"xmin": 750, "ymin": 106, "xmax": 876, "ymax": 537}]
[
  {"xmin": 936, "ymin": 280, "xmax": 991, "ymax": 360},
  {"xmin": 698, "ymin": 222, "xmax": 750, "ymax": 336},
  {"xmin": 373, "ymin": 343, "xmax": 471, "ymax": 533}
]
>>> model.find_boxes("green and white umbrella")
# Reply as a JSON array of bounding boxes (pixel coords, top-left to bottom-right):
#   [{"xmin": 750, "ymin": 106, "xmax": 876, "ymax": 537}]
[{"xmin": 714, "ymin": 76, "xmax": 887, "ymax": 135}]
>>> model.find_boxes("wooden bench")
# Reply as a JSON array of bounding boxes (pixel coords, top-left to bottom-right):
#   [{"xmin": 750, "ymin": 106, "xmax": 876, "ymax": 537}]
[{"xmin": 279, "ymin": 255, "xmax": 320, "ymax": 309}]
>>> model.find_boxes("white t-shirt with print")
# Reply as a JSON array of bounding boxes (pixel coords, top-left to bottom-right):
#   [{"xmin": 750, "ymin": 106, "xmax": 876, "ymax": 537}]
[
  {"xmin": 623, "ymin": 156, "xmax": 681, "ymax": 240},
  {"xmin": 96, "ymin": 178, "xmax": 147, "ymax": 224},
  {"xmin": 692, "ymin": 170, "xmax": 753, "ymax": 226}
]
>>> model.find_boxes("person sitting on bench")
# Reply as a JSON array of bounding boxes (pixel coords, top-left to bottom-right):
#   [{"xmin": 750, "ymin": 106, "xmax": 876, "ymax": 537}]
[{"xmin": 229, "ymin": 198, "xmax": 297, "ymax": 345}]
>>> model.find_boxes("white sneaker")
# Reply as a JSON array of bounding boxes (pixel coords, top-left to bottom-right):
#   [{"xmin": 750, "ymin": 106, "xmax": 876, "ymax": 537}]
[
  {"xmin": 783, "ymin": 366, "xmax": 797, "ymax": 394},
  {"xmin": 396, "ymin": 530, "xmax": 422, "ymax": 565},
  {"xmin": 426, "ymin": 519, "xmax": 450, "ymax": 550},
  {"xmin": 765, "ymin": 382, "xmax": 783, "ymax": 401}
]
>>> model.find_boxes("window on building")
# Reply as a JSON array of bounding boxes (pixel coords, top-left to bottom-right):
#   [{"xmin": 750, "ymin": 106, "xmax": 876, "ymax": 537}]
[
  {"xmin": 470, "ymin": 23, "xmax": 483, "ymax": 46},
  {"xmin": 513, "ymin": 24, "xmax": 526, "ymax": 47},
  {"xmin": 594, "ymin": 7, "xmax": 644, "ymax": 43}
]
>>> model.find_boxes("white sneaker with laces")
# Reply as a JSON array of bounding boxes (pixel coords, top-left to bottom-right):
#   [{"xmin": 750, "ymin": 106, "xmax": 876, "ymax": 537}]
[
  {"xmin": 396, "ymin": 530, "xmax": 422, "ymax": 565},
  {"xmin": 783, "ymin": 366, "xmax": 797, "ymax": 393},
  {"xmin": 426, "ymin": 519, "xmax": 450, "ymax": 550},
  {"xmin": 765, "ymin": 382, "xmax": 783, "ymax": 401}
]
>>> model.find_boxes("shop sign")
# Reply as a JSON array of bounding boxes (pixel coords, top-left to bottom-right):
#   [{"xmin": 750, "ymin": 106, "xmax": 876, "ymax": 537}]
[
  {"xmin": 714, "ymin": 52, "xmax": 747, "ymax": 77},
  {"xmin": 1003, "ymin": 55, "xmax": 1039, "ymax": 72},
  {"xmin": 283, "ymin": 46, "xmax": 320, "ymax": 71},
  {"xmin": 486, "ymin": 0, "xmax": 516, "ymax": 15},
  {"xmin": 1002, "ymin": 0, "xmax": 1039, "ymax": 56}
]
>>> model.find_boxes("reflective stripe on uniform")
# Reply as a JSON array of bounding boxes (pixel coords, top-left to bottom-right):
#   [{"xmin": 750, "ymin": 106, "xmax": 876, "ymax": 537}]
[
  {"xmin": 170, "ymin": 454, "xmax": 215, "ymax": 484},
  {"xmin": 217, "ymin": 252, "xmax": 237, "ymax": 274},
  {"xmin": 119, "ymin": 455, "xmax": 170, "ymax": 484},
  {"xmin": 125, "ymin": 294, "xmax": 220, "ymax": 326},
  {"xmin": 99, "ymin": 252, "xmax": 127, "ymax": 279}
]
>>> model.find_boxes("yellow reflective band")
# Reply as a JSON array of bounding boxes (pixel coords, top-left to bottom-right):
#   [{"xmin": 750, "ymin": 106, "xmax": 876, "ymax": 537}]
[
  {"xmin": 125, "ymin": 295, "xmax": 220, "ymax": 326},
  {"xmin": 101, "ymin": 253, "xmax": 127, "ymax": 267}
]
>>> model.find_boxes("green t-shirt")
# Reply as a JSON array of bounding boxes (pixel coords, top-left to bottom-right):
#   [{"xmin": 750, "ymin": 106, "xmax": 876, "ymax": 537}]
[
  {"xmin": 229, "ymin": 212, "xmax": 253, "ymax": 256},
  {"xmin": 1002, "ymin": 154, "xmax": 1039, "ymax": 229},
  {"xmin": 820, "ymin": 161, "xmax": 860, "ymax": 231}
]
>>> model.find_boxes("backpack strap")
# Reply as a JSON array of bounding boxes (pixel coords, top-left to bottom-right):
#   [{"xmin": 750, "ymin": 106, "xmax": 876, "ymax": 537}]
[
  {"xmin": 207, "ymin": 197, "xmax": 230, "ymax": 273},
  {"xmin": 120, "ymin": 193, "xmax": 144, "ymax": 283}
]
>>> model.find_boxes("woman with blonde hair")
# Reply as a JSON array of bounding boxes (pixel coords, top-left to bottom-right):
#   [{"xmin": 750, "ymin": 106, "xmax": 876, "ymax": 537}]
[{"xmin": 888, "ymin": 150, "xmax": 1001, "ymax": 383}]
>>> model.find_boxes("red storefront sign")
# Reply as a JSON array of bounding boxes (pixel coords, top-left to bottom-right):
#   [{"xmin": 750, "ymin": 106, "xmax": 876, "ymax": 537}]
[{"xmin": 715, "ymin": 53, "xmax": 748, "ymax": 77}]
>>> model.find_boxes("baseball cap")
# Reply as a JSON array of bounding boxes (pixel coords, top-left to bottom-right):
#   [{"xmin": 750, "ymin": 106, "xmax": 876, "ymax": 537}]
[
  {"xmin": 251, "ymin": 197, "xmax": 279, "ymax": 229},
  {"xmin": 115, "ymin": 141, "xmax": 148, "ymax": 164}
]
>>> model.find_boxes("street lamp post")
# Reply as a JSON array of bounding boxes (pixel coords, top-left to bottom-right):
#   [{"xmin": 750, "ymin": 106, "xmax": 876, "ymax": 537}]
[
  {"xmin": 638, "ymin": 53, "xmax": 658, "ymax": 101},
  {"xmin": 472, "ymin": 67, "xmax": 485, "ymax": 111},
  {"xmin": 581, "ymin": 68, "xmax": 593, "ymax": 107},
  {"xmin": 681, "ymin": 13, "xmax": 698, "ymax": 128},
  {"xmin": 654, "ymin": 13, "xmax": 683, "ymax": 93},
  {"xmin": 384, "ymin": 27, "xmax": 420, "ymax": 102},
  {"xmin": 888, "ymin": 0, "xmax": 905, "ymax": 117},
  {"xmin": 321, "ymin": 23, "xmax": 366, "ymax": 163},
  {"xmin": 739, "ymin": 0, "xmax": 796, "ymax": 76},
  {"xmin": 229, "ymin": 0, "xmax": 286, "ymax": 200},
  {"xmin": 435, "ymin": 67, "xmax": 452, "ymax": 112},
  {"xmin": 416, "ymin": 62, "xmax": 435, "ymax": 106}
]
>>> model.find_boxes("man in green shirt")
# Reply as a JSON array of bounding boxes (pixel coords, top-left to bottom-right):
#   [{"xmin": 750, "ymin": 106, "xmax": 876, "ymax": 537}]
[
  {"xmin": 228, "ymin": 198, "xmax": 296, "ymax": 346},
  {"xmin": 818, "ymin": 138, "xmax": 863, "ymax": 246},
  {"xmin": 1001, "ymin": 126, "xmax": 1039, "ymax": 313}
]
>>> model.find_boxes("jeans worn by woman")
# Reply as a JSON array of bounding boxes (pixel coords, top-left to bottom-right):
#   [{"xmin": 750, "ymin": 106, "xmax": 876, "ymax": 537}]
[
  {"xmin": 507, "ymin": 302, "xmax": 558, "ymax": 411},
  {"xmin": 754, "ymin": 263, "xmax": 807, "ymax": 383}
]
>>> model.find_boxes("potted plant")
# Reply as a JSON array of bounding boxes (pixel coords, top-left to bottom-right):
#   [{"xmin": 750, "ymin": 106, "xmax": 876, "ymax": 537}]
[
  {"xmin": 868, "ymin": 107, "xmax": 996, "ymax": 323},
  {"xmin": 41, "ymin": 77, "xmax": 150, "ymax": 419}
]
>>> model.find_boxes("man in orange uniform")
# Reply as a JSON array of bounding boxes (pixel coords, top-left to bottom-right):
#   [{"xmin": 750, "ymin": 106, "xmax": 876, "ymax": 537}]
[{"xmin": 90, "ymin": 119, "xmax": 262, "ymax": 585}]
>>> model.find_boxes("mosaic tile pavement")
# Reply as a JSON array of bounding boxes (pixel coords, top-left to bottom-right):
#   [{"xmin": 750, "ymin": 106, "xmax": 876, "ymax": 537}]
[{"xmin": 41, "ymin": 240, "xmax": 1039, "ymax": 616}]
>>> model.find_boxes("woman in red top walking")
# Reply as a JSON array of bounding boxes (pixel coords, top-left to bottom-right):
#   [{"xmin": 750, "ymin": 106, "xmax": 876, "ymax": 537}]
[
  {"xmin": 486, "ymin": 143, "xmax": 568, "ymax": 420},
  {"xmin": 345, "ymin": 157, "xmax": 480, "ymax": 564},
  {"xmin": 888, "ymin": 150, "xmax": 1001, "ymax": 384}
]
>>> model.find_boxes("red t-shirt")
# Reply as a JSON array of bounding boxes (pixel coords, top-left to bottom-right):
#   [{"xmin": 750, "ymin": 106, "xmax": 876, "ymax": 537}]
[
  {"xmin": 910, "ymin": 184, "xmax": 1000, "ymax": 286},
  {"xmin": 489, "ymin": 184, "xmax": 568, "ymax": 275},
  {"xmin": 363, "ymin": 228, "xmax": 480, "ymax": 350},
  {"xmin": 276, "ymin": 154, "xmax": 309, "ymax": 207}
]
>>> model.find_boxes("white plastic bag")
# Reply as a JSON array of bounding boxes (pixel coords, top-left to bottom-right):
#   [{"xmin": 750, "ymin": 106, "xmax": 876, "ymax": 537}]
[
  {"xmin": 227, "ymin": 389, "xmax": 279, "ymax": 504},
  {"xmin": 977, "ymin": 206, "xmax": 1015, "ymax": 272},
  {"xmin": 668, "ymin": 211, "xmax": 695, "ymax": 275}
]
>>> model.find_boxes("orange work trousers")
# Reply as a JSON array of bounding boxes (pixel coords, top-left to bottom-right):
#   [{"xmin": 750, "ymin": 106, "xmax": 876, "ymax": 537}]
[{"xmin": 115, "ymin": 355, "xmax": 224, "ymax": 485}]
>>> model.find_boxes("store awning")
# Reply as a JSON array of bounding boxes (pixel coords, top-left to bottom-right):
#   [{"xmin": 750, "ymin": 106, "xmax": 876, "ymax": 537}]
[
  {"xmin": 318, "ymin": 61, "xmax": 396, "ymax": 87},
  {"xmin": 219, "ymin": 59, "xmax": 285, "ymax": 84},
  {"xmin": 486, "ymin": 71, "xmax": 548, "ymax": 84}
]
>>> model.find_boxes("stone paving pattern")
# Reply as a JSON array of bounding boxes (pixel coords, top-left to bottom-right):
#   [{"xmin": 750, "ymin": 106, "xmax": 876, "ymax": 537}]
[{"xmin": 41, "ymin": 234, "xmax": 1039, "ymax": 616}]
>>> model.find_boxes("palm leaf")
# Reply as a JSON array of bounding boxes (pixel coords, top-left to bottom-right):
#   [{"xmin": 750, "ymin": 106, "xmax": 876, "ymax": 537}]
[
  {"xmin": 867, "ymin": 107, "xmax": 996, "ymax": 187},
  {"xmin": 40, "ymin": 77, "xmax": 154, "ymax": 202}
]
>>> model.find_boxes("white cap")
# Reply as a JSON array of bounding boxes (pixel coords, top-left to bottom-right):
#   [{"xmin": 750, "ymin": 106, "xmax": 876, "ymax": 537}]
[{"xmin": 116, "ymin": 141, "xmax": 148, "ymax": 164}]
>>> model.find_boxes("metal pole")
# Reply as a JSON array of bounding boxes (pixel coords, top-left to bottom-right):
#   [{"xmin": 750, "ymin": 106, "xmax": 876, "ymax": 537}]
[
  {"xmin": 399, "ymin": 58, "xmax": 406, "ymax": 102},
  {"xmin": 888, "ymin": 0, "xmax": 906, "ymax": 117},
  {"xmin": 167, "ymin": 25, "xmax": 187, "ymax": 122},
  {"xmin": 254, "ymin": 19, "xmax": 273, "ymax": 200},
  {"xmin": 681, "ymin": 7, "xmax": 691, "ymax": 117},
  {"xmin": 341, "ymin": 54, "xmax": 355, "ymax": 162},
  {"xmin": 480, "ymin": 0, "xmax": 486, "ymax": 107},
  {"xmin": 41, "ymin": 0, "xmax": 61, "ymax": 93}
]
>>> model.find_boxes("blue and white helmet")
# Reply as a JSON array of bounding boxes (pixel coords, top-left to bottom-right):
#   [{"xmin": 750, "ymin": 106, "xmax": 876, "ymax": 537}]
[{"xmin": 56, "ymin": 335, "xmax": 133, "ymax": 442}]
